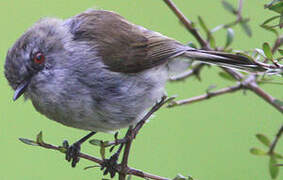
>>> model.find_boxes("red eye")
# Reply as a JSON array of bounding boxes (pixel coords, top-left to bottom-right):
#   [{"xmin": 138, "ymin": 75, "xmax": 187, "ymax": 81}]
[{"xmin": 33, "ymin": 52, "xmax": 45, "ymax": 64}]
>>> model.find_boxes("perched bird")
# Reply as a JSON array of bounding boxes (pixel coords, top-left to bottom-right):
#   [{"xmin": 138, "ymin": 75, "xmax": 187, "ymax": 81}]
[{"xmin": 4, "ymin": 9, "xmax": 264, "ymax": 168}]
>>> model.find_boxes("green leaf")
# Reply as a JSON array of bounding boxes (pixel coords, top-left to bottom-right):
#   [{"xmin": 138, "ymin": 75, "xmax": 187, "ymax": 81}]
[
  {"xmin": 256, "ymin": 134, "xmax": 271, "ymax": 147},
  {"xmin": 274, "ymin": 99, "xmax": 283, "ymax": 106},
  {"xmin": 225, "ymin": 28, "xmax": 234, "ymax": 48},
  {"xmin": 19, "ymin": 138, "xmax": 38, "ymax": 146},
  {"xmin": 89, "ymin": 139, "xmax": 110, "ymax": 146},
  {"xmin": 187, "ymin": 42, "xmax": 197, "ymax": 49},
  {"xmin": 261, "ymin": 24, "xmax": 279, "ymax": 36},
  {"xmin": 262, "ymin": 15, "xmax": 281, "ymax": 26},
  {"xmin": 84, "ymin": 165, "xmax": 100, "ymax": 170},
  {"xmin": 274, "ymin": 153, "xmax": 283, "ymax": 159},
  {"xmin": 280, "ymin": 13, "xmax": 283, "ymax": 28},
  {"xmin": 36, "ymin": 131, "xmax": 44, "ymax": 144},
  {"xmin": 209, "ymin": 33, "xmax": 216, "ymax": 49},
  {"xmin": 218, "ymin": 72, "xmax": 236, "ymax": 81},
  {"xmin": 221, "ymin": 1, "xmax": 237, "ymax": 14},
  {"xmin": 278, "ymin": 49, "xmax": 283, "ymax": 55},
  {"xmin": 269, "ymin": 155, "xmax": 279, "ymax": 179},
  {"xmin": 89, "ymin": 139, "xmax": 102, "ymax": 146},
  {"xmin": 267, "ymin": 1, "xmax": 283, "ymax": 14},
  {"xmin": 100, "ymin": 141, "xmax": 106, "ymax": 160},
  {"xmin": 250, "ymin": 148, "xmax": 267, "ymax": 156},
  {"xmin": 240, "ymin": 21, "xmax": 252, "ymax": 37},
  {"xmin": 198, "ymin": 16, "xmax": 209, "ymax": 34},
  {"xmin": 263, "ymin": 42, "xmax": 273, "ymax": 59},
  {"xmin": 58, "ymin": 146, "xmax": 67, "ymax": 153}
]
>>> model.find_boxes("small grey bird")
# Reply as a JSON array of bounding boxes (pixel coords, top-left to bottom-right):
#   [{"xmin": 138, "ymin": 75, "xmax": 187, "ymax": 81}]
[{"xmin": 4, "ymin": 9, "xmax": 264, "ymax": 168}]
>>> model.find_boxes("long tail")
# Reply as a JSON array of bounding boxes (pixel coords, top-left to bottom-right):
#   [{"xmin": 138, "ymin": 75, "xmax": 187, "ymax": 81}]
[{"xmin": 184, "ymin": 49, "xmax": 266, "ymax": 72}]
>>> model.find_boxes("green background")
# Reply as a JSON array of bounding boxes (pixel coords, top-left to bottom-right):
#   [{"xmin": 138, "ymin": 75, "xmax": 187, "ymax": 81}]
[{"xmin": 0, "ymin": 0, "xmax": 282, "ymax": 179}]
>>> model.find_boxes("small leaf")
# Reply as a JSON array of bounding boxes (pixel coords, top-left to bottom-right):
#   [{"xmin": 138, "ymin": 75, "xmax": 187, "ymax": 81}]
[
  {"xmin": 250, "ymin": 148, "xmax": 267, "ymax": 156},
  {"xmin": 84, "ymin": 165, "xmax": 100, "ymax": 170},
  {"xmin": 240, "ymin": 21, "xmax": 252, "ymax": 37},
  {"xmin": 263, "ymin": 42, "xmax": 273, "ymax": 59},
  {"xmin": 209, "ymin": 34, "xmax": 216, "ymax": 49},
  {"xmin": 280, "ymin": 13, "xmax": 283, "ymax": 28},
  {"xmin": 19, "ymin": 138, "xmax": 38, "ymax": 146},
  {"xmin": 89, "ymin": 139, "xmax": 102, "ymax": 146},
  {"xmin": 89, "ymin": 139, "xmax": 110, "ymax": 146},
  {"xmin": 100, "ymin": 141, "xmax": 106, "ymax": 160},
  {"xmin": 278, "ymin": 49, "xmax": 283, "ymax": 55},
  {"xmin": 274, "ymin": 99, "xmax": 283, "ymax": 106},
  {"xmin": 211, "ymin": 24, "xmax": 224, "ymax": 32},
  {"xmin": 269, "ymin": 155, "xmax": 279, "ymax": 179},
  {"xmin": 274, "ymin": 153, "xmax": 283, "ymax": 159},
  {"xmin": 58, "ymin": 146, "xmax": 67, "ymax": 153},
  {"xmin": 262, "ymin": 15, "xmax": 281, "ymax": 26},
  {"xmin": 268, "ymin": 2, "xmax": 283, "ymax": 14},
  {"xmin": 198, "ymin": 16, "xmax": 209, "ymax": 34},
  {"xmin": 225, "ymin": 28, "xmax": 234, "ymax": 48},
  {"xmin": 256, "ymin": 134, "xmax": 271, "ymax": 147},
  {"xmin": 218, "ymin": 72, "xmax": 236, "ymax": 81},
  {"xmin": 36, "ymin": 131, "xmax": 44, "ymax": 144},
  {"xmin": 187, "ymin": 42, "xmax": 197, "ymax": 49},
  {"xmin": 222, "ymin": 1, "xmax": 237, "ymax": 14},
  {"xmin": 261, "ymin": 25, "xmax": 279, "ymax": 36}
]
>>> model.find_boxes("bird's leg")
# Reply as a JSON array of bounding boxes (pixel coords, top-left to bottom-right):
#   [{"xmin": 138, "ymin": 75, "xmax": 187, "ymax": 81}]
[
  {"xmin": 101, "ymin": 127, "xmax": 132, "ymax": 178},
  {"xmin": 63, "ymin": 131, "xmax": 96, "ymax": 167}
]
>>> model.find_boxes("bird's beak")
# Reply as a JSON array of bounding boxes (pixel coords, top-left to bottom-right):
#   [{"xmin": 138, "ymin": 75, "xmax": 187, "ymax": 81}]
[{"xmin": 13, "ymin": 80, "xmax": 30, "ymax": 101}]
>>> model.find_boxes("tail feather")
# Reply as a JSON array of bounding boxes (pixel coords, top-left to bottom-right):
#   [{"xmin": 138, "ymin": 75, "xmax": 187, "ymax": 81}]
[{"xmin": 184, "ymin": 50, "xmax": 266, "ymax": 72}]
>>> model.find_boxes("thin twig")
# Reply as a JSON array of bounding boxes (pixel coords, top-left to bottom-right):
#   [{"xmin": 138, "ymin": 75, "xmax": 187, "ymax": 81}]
[
  {"xmin": 268, "ymin": 125, "xmax": 283, "ymax": 154},
  {"xmin": 168, "ymin": 83, "xmax": 242, "ymax": 107},
  {"xmin": 237, "ymin": 0, "xmax": 244, "ymax": 21},
  {"xmin": 242, "ymin": 75, "xmax": 283, "ymax": 113},
  {"xmin": 163, "ymin": 0, "xmax": 209, "ymax": 49},
  {"xmin": 35, "ymin": 140, "xmax": 169, "ymax": 180},
  {"xmin": 170, "ymin": 63, "xmax": 206, "ymax": 81},
  {"xmin": 132, "ymin": 96, "xmax": 175, "ymax": 138}
]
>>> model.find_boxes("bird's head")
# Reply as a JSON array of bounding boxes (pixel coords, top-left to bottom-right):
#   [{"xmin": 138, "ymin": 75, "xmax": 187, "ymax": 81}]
[{"xmin": 4, "ymin": 18, "xmax": 68, "ymax": 101}]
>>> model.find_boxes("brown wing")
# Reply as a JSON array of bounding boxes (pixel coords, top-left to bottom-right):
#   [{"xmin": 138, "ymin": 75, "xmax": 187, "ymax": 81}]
[{"xmin": 69, "ymin": 10, "xmax": 187, "ymax": 73}]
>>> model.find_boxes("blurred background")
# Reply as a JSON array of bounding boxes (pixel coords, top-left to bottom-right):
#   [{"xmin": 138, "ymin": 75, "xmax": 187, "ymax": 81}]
[{"xmin": 0, "ymin": 0, "xmax": 282, "ymax": 179}]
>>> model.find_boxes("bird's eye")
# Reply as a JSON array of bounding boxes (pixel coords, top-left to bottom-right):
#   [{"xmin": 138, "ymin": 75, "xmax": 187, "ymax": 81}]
[{"xmin": 33, "ymin": 52, "xmax": 45, "ymax": 64}]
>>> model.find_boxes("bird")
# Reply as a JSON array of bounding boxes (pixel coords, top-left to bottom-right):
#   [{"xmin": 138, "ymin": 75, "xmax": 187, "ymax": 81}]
[{"xmin": 4, "ymin": 9, "xmax": 265, "ymax": 169}]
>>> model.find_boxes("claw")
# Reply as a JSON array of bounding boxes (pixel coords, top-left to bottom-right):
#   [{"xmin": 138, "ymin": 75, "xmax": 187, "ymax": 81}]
[
  {"xmin": 64, "ymin": 141, "xmax": 81, "ymax": 167},
  {"xmin": 101, "ymin": 153, "xmax": 119, "ymax": 178}
]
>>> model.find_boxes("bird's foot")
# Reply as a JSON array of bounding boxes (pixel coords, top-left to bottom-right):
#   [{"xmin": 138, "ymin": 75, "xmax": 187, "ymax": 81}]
[
  {"xmin": 101, "ymin": 153, "xmax": 119, "ymax": 178},
  {"xmin": 63, "ymin": 140, "xmax": 81, "ymax": 168}
]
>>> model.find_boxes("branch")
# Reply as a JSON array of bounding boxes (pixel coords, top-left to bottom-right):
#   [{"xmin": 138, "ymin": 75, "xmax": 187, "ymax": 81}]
[
  {"xmin": 163, "ymin": 0, "xmax": 209, "ymax": 49},
  {"xmin": 163, "ymin": 0, "xmax": 283, "ymax": 114},
  {"xmin": 170, "ymin": 63, "xmax": 206, "ymax": 81},
  {"xmin": 168, "ymin": 83, "xmax": 242, "ymax": 107},
  {"xmin": 268, "ymin": 125, "xmax": 283, "ymax": 154},
  {"xmin": 242, "ymin": 75, "xmax": 283, "ymax": 113},
  {"xmin": 36, "ymin": 141, "xmax": 169, "ymax": 180}
]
